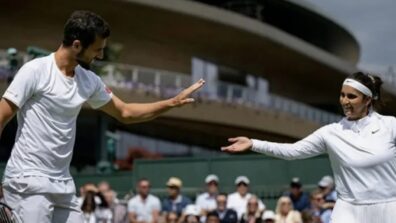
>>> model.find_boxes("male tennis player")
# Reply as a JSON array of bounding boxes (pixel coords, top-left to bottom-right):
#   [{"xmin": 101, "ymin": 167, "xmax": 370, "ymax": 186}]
[{"xmin": 0, "ymin": 10, "xmax": 205, "ymax": 222}]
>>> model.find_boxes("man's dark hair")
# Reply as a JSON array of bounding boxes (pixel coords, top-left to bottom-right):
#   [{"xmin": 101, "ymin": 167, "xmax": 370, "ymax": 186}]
[{"xmin": 63, "ymin": 10, "xmax": 110, "ymax": 48}]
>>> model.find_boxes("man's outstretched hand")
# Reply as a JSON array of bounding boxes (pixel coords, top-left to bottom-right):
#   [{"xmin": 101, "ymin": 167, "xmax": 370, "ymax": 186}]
[
  {"xmin": 221, "ymin": 137, "xmax": 253, "ymax": 153},
  {"xmin": 170, "ymin": 79, "xmax": 205, "ymax": 107}
]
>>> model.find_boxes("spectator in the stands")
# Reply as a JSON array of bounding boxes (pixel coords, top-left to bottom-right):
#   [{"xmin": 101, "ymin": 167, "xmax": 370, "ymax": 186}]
[
  {"xmin": 162, "ymin": 177, "xmax": 192, "ymax": 216},
  {"xmin": 196, "ymin": 174, "xmax": 220, "ymax": 215},
  {"xmin": 227, "ymin": 176, "xmax": 265, "ymax": 220},
  {"xmin": 262, "ymin": 210, "xmax": 276, "ymax": 223},
  {"xmin": 240, "ymin": 196, "xmax": 263, "ymax": 223},
  {"xmin": 274, "ymin": 196, "xmax": 302, "ymax": 223},
  {"xmin": 317, "ymin": 176, "xmax": 337, "ymax": 203},
  {"xmin": 6, "ymin": 47, "xmax": 20, "ymax": 83},
  {"xmin": 214, "ymin": 193, "xmax": 237, "ymax": 223},
  {"xmin": 128, "ymin": 178, "xmax": 161, "ymax": 223},
  {"xmin": 283, "ymin": 177, "xmax": 310, "ymax": 212},
  {"xmin": 180, "ymin": 204, "xmax": 201, "ymax": 223},
  {"xmin": 206, "ymin": 211, "xmax": 220, "ymax": 223},
  {"xmin": 165, "ymin": 211, "xmax": 179, "ymax": 223},
  {"xmin": 103, "ymin": 189, "xmax": 128, "ymax": 223},
  {"xmin": 305, "ymin": 190, "xmax": 332, "ymax": 223}
]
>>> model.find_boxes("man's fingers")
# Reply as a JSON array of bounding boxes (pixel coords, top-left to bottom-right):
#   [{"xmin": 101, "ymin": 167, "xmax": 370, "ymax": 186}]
[
  {"xmin": 180, "ymin": 98, "xmax": 195, "ymax": 105},
  {"xmin": 182, "ymin": 79, "xmax": 205, "ymax": 97}
]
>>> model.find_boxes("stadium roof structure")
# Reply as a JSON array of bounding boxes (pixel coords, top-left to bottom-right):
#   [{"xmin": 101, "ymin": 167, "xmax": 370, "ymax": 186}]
[{"xmin": 1, "ymin": 0, "xmax": 396, "ymax": 142}]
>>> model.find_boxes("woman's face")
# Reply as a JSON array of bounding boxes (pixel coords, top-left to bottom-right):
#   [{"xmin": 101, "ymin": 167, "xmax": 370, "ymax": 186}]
[
  {"xmin": 280, "ymin": 200, "xmax": 292, "ymax": 215},
  {"xmin": 340, "ymin": 85, "xmax": 371, "ymax": 120}
]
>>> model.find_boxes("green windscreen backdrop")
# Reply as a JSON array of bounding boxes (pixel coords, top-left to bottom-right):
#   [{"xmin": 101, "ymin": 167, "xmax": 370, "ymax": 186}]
[{"xmin": 0, "ymin": 154, "xmax": 333, "ymax": 209}]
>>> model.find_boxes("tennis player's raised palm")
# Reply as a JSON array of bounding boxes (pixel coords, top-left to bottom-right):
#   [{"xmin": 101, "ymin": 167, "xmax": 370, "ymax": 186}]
[
  {"xmin": 171, "ymin": 79, "xmax": 205, "ymax": 107},
  {"xmin": 221, "ymin": 137, "xmax": 252, "ymax": 153}
]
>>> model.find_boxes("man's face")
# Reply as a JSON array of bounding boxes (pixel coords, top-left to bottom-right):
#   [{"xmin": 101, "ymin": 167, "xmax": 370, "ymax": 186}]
[
  {"xmin": 138, "ymin": 180, "xmax": 150, "ymax": 197},
  {"xmin": 311, "ymin": 193, "xmax": 325, "ymax": 208},
  {"xmin": 75, "ymin": 36, "xmax": 106, "ymax": 70},
  {"xmin": 207, "ymin": 181, "xmax": 218, "ymax": 194},
  {"xmin": 236, "ymin": 182, "xmax": 248, "ymax": 196},
  {"xmin": 290, "ymin": 186, "xmax": 301, "ymax": 197},
  {"xmin": 167, "ymin": 185, "xmax": 180, "ymax": 197},
  {"xmin": 216, "ymin": 195, "xmax": 227, "ymax": 211}
]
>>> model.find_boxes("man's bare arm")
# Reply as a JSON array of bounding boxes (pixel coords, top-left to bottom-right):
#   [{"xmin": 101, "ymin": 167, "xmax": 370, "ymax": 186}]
[
  {"xmin": 100, "ymin": 79, "xmax": 205, "ymax": 124},
  {"xmin": 0, "ymin": 98, "xmax": 18, "ymax": 137}
]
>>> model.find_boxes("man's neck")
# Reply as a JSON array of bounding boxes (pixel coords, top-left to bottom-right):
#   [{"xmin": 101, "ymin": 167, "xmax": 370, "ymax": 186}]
[
  {"xmin": 140, "ymin": 194, "xmax": 149, "ymax": 200},
  {"xmin": 55, "ymin": 46, "xmax": 78, "ymax": 77}
]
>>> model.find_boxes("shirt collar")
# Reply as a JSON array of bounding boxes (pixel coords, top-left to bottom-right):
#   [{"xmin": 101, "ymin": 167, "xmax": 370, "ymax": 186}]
[{"xmin": 341, "ymin": 110, "xmax": 379, "ymax": 133}]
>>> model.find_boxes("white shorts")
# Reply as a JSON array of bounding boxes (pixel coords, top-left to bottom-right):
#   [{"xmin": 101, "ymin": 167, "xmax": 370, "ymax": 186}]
[
  {"xmin": 331, "ymin": 199, "xmax": 396, "ymax": 223},
  {"xmin": 3, "ymin": 186, "xmax": 83, "ymax": 223}
]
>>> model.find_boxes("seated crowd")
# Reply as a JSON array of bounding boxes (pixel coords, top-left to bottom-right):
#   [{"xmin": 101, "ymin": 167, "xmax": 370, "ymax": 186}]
[{"xmin": 77, "ymin": 175, "xmax": 336, "ymax": 223}]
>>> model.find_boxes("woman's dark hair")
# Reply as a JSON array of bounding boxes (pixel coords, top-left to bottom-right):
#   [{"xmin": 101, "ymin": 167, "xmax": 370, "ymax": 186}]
[
  {"xmin": 348, "ymin": 71, "xmax": 384, "ymax": 110},
  {"xmin": 63, "ymin": 10, "xmax": 110, "ymax": 48},
  {"xmin": 81, "ymin": 191, "xmax": 96, "ymax": 213}
]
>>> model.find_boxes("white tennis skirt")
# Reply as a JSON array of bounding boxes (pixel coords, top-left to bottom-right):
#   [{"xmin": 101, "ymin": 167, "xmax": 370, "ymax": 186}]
[{"xmin": 331, "ymin": 199, "xmax": 396, "ymax": 223}]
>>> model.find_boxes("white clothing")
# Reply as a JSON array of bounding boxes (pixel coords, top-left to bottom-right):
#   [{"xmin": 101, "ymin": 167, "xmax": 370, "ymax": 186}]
[
  {"xmin": 127, "ymin": 194, "xmax": 161, "ymax": 222},
  {"xmin": 195, "ymin": 192, "xmax": 217, "ymax": 211},
  {"xmin": 274, "ymin": 210, "xmax": 302, "ymax": 223},
  {"xmin": 3, "ymin": 186, "xmax": 84, "ymax": 223},
  {"xmin": 226, "ymin": 192, "xmax": 265, "ymax": 219},
  {"xmin": 2, "ymin": 53, "xmax": 112, "ymax": 181},
  {"xmin": 251, "ymin": 112, "xmax": 396, "ymax": 205},
  {"xmin": 331, "ymin": 199, "xmax": 396, "ymax": 223},
  {"xmin": 1, "ymin": 53, "xmax": 112, "ymax": 222}
]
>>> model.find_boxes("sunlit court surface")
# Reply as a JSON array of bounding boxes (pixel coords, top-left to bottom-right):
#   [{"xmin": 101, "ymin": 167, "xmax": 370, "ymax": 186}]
[{"xmin": 0, "ymin": 0, "xmax": 396, "ymax": 223}]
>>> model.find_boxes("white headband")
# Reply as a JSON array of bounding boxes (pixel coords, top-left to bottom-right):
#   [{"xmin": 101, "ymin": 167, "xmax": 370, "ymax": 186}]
[{"xmin": 343, "ymin": 78, "xmax": 373, "ymax": 98}]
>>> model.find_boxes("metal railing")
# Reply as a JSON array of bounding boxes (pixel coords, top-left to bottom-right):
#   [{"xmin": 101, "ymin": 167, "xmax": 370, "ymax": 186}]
[
  {"xmin": 0, "ymin": 48, "xmax": 342, "ymax": 124},
  {"xmin": 93, "ymin": 61, "xmax": 342, "ymax": 125}
]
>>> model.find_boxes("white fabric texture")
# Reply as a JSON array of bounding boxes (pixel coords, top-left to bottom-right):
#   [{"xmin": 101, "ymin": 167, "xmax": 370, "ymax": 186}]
[
  {"xmin": 251, "ymin": 111, "xmax": 396, "ymax": 205},
  {"xmin": 3, "ymin": 186, "xmax": 84, "ymax": 223},
  {"xmin": 127, "ymin": 194, "xmax": 161, "ymax": 222},
  {"xmin": 2, "ymin": 53, "xmax": 112, "ymax": 182},
  {"xmin": 195, "ymin": 192, "xmax": 217, "ymax": 211},
  {"xmin": 331, "ymin": 199, "xmax": 396, "ymax": 223}
]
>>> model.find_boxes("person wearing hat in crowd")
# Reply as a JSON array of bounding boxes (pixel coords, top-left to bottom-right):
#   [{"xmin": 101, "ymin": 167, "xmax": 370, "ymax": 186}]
[
  {"xmin": 162, "ymin": 177, "xmax": 192, "ymax": 216},
  {"xmin": 196, "ymin": 174, "xmax": 220, "ymax": 215},
  {"xmin": 227, "ymin": 176, "xmax": 265, "ymax": 220},
  {"xmin": 283, "ymin": 177, "xmax": 310, "ymax": 212},
  {"xmin": 317, "ymin": 176, "xmax": 337, "ymax": 203},
  {"xmin": 6, "ymin": 47, "xmax": 21, "ymax": 83},
  {"xmin": 128, "ymin": 178, "xmax": 161, "ymax": 223},
  {"xmin": 305, "ymin": 189, "xmax": 332, "ymax": 223},
  {"xmin": 214, "ymin": 193, "xmax": 238, "ymax": 223},
  {"xmin": 262, "ymin": 210, "xmax": 276, "ymax": 223},
  {"xmin": 180, "ymin": 204, "xmax": 201, "ymax": 223}
]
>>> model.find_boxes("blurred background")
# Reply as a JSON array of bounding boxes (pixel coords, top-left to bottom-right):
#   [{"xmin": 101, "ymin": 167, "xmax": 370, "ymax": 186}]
[{"xmin": 0, "ymin": 0, "xmax": 395, "ymax": 216}]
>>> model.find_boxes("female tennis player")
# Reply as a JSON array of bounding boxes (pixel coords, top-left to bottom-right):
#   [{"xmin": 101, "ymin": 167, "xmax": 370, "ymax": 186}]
[{"xmin": 222, "ymin": 72, "xmax": 396, "ymax": 223}]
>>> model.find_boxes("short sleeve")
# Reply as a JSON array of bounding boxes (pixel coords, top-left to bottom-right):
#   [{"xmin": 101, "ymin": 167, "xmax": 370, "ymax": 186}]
[
  {"xmin": 153, "ymin": 197, "xmax": 161, "ymax": 210},
  {"xmin": 127, "ymin": 199, "xmax": 137, "ymax": 213},
  {"xmin": 2, "ymin": 64, "xmax": 38, "ymax": 108},
  {"xmin": 87, "ymin": 75, "xmax": 112, "ymax": 109}
]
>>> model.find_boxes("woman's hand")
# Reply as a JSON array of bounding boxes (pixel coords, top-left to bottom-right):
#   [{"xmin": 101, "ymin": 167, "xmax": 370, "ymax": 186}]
[{"xmin": 221, "ymin": 137, "xmax": 253, "ymax": 153}]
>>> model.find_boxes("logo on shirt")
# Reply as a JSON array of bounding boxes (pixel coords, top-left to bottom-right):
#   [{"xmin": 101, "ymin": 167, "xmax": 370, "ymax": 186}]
[{"xmin": 371, "ymin": 129, "xmax": 379, "ymax": 134}]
